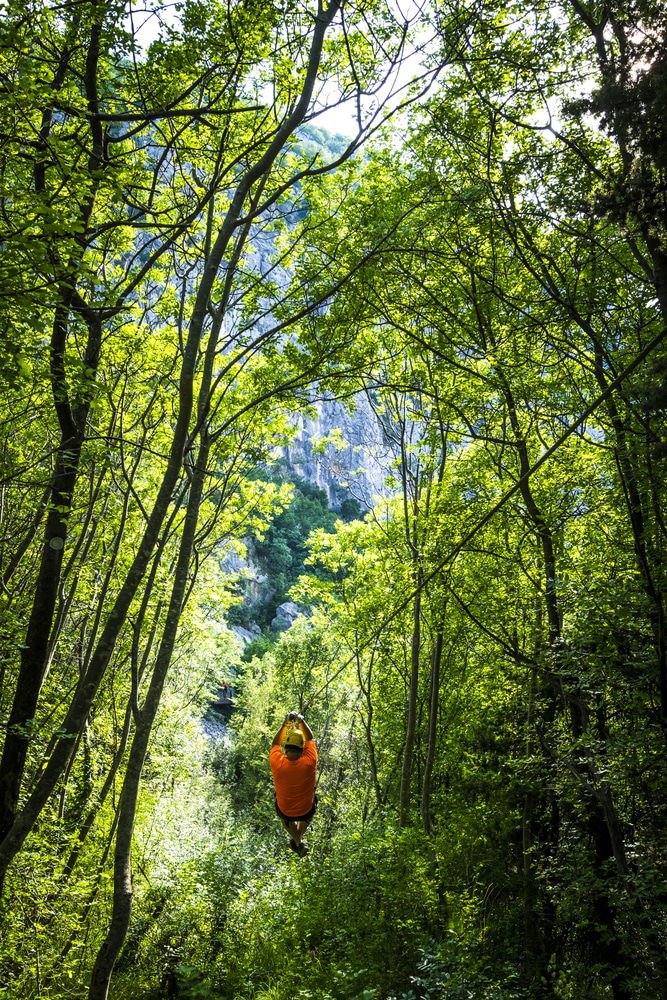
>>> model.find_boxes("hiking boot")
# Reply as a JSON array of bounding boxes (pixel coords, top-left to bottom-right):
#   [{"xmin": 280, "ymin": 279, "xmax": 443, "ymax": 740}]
[{"xmin": 296, "ymin": 841, "xmax": 309, "ymax": 857}]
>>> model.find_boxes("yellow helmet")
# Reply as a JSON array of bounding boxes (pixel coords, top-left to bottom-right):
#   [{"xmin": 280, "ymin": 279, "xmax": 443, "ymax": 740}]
[{"xmin": 284, "ymin": 728, "xmax": 305, "ymax": 749}]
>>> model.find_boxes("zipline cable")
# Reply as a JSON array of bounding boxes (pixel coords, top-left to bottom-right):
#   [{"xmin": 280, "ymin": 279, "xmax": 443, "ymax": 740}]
[{"xmin": 305, "ymin": 322, "xmax": 667, "ymax": 707}]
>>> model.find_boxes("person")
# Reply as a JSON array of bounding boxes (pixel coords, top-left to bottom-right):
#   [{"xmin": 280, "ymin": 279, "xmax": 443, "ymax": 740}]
[{"xmin": 269, "ymin": 711, "xmax": 317, "ymax": 857}]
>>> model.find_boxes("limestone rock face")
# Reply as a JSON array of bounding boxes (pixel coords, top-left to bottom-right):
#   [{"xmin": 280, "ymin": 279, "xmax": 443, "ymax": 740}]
[
  {"xmin": 231, "ymin": 624, "xmax": 261, "ymax": 646},
  {"xmin": 271, "ymin": 601, "xmax": 302, "ymax": 631},
  {"xmin": 219, "ymin": 543, "xmax": 271, "ymax": 602},
  {"xmin": 282, "ymin": 394, "xmax": 394, "ymax": 509},
  {"xmin": 249, "ymin": 210, "xmax": 396, "ymax": 510}
]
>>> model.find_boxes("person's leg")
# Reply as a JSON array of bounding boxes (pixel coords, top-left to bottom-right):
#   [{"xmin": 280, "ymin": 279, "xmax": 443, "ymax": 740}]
[
  {"xmin": 290, "ymin": 819, "xmax": 310, "ymax": 845},
  {"xmin": 292, "ymin": 797, "xmax": 317, "ymax": 846},
  {"xmin": 276, "ymin": 800, "xmax": 297, "ymax": 843},
  {"xmin": 277, "ymin": 798, "xmax": 316, "ymax": 852},
  {"xmin": 278, "ymin": 810, "xmax": 302, "ymax": 847}
]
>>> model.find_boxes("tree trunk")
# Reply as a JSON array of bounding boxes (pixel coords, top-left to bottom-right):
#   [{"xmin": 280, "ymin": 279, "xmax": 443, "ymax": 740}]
[
  {"xmin": 356, "ymin": 648, "xmax": 383, "ymax": 808},
  {"xmin": 493, "ymin": 359, "xmax": 633, "ymax": 993},
  {"xmin": 0, "ymin": 333, "xmax": 85, "ymax": 842},
  {"xmin": 421, "ymin": 628, "xmax": 443, "ymax": 835},
  {"xmin": 399, "ymin": 580, "xmax": 421, "ymax": 827},
  {"xmin": 88, "ymin": 435, "xmax": 208, "ymax": 1000},
  {"xmin": 0, "ymin": 13, "xmax": 106, "ymax": 844},
  {"xmin": 591, "ymin": 339, "xmax": 667, "ymax": 727}
]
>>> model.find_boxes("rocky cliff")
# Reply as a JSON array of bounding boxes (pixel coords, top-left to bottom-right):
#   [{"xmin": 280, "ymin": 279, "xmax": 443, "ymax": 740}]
[{"xmin": 282, "ymin": 393, "xmax": 393, "ymax": 510}]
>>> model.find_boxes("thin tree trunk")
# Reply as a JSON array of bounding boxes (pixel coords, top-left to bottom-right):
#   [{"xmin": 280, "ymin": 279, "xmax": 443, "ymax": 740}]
[
  {"xmin": 88, "ymin": 436, "xmax": 209, "ymax": 1000},
  {"xmin": 58, "ymin": 801, "xmax": 121, "ymax": 963},
  {"xmin": 61, "ymin": 550, "xmax": 167, "ymax": 882},
  {"xmin": 421, "ymin": 628, "xmax": 443, "ymax": 835},
  {"xmin": 60, "ymin": 704, "xmax": 132, "ymax": 881},
  {"xmin": 1, "ymin": 484, "xmax": 50, "ymax": 590},
  {"xmin": 356, "ymin": 648, "xmax": 383, "ymax": 808},
  {"xmin": 591, "ymin": 339, "xmax": 667, "ymax": 727},
  {"xmin": 399, "ymin": 580, "xmax": 421, "ymax": 827}
]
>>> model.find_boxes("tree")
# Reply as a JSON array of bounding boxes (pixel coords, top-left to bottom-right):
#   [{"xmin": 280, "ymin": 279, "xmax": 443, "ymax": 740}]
[{"xmin": 0, "ymin": 1, "xmax": 445, "ymax": 994}]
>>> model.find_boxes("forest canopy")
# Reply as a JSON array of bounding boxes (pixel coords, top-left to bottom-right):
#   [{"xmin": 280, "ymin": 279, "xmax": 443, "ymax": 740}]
[{"xmin": 0, "ymin": 1, "xmax": 665, "ymax": 999}]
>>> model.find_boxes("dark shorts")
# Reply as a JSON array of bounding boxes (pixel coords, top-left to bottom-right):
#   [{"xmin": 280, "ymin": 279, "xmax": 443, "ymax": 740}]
[{"xmin": 275, "ymin": 793, "xmax": 318, "ymax": 824}]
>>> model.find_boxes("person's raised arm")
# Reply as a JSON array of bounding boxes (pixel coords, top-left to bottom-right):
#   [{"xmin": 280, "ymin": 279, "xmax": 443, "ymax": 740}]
[
  {"xmin": 272, "ymin": 712, "xmax": 315, "ymax": 747},
  {"xmin": 272, "ymin": 717, "xmax": 290, "ymax": 747},
  {"xmin": 290, "ymin": 712, "xmax": 314, "ymax": 742}
]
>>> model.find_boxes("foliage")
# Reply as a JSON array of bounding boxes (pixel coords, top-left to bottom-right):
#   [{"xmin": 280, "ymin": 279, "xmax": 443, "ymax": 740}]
[{"xmin": 1, "ymin": 0, "xmax": 666, "ymax": 998}]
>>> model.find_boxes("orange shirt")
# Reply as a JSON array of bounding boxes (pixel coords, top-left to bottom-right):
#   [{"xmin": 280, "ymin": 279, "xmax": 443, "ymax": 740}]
[{"xmin": 270, "ymin": 740, "xmax": 318, "ymax": 817}]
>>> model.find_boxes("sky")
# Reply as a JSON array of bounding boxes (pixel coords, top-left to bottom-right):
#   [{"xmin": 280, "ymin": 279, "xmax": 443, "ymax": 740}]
[{"xmin": 124, "ymin": 0, "xmax": 433, "ymax": 140}]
